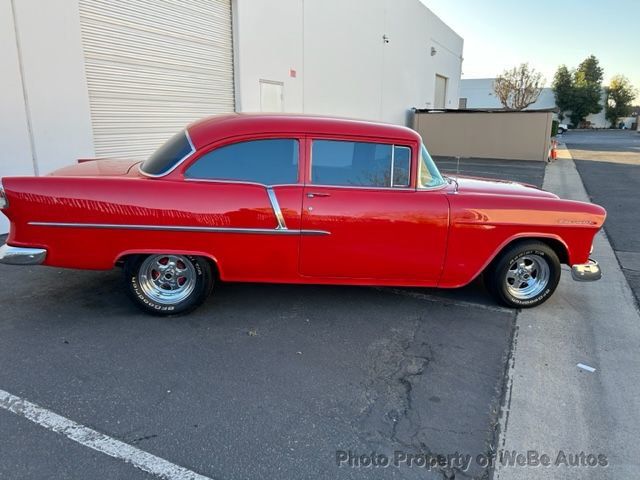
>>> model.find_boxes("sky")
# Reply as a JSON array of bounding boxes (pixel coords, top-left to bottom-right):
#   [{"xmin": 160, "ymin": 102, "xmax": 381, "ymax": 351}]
[{"xmin": 420, "ymin": 0, "xmax": 640, "ymax": 92}]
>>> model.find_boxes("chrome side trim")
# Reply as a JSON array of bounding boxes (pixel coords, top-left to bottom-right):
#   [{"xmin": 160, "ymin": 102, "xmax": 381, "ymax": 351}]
[
  {"xmin": 0, "ymin": 244, "xmax": 47, "ymax": 265},
  {"xmin": 138, "ymin": 129, "xmax": 196, "ymax": 178},
  {"xmin": 266, "ymin": 187, "xmax": 287, "ymax": 230},
  {"xmin": 28, "ymin": 222, "xmax": 329, "ymax": 236},
  {"xmin": 571, "ymin": 259, "xmax": 602, "ymax": 282}
]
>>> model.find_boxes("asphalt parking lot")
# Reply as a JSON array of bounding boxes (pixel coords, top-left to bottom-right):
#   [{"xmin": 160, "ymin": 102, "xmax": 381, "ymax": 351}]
[
  {"xmin": 0, "ymin": 159, "xmax": 545, "ymax": 480},
  {"xmin": 564, "ymin": 130, "xmax": 640, "ymax": 304}
]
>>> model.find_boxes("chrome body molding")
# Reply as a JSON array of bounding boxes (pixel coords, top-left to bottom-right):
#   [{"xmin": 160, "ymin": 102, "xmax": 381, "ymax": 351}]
[
  {"xmin": 28, "ymin": 222, "xmax": 330, "ymax": 236},
  {"xmin": 0, "ymin": 244, "xmax": 47, "ymax": 265},
  {"xmin": 571, "ymin": 259, "xmax": 602, "ymax": 282},
  {"xmin": 266, "ymin": 187, "xmax": 287, "ymax": 230}
]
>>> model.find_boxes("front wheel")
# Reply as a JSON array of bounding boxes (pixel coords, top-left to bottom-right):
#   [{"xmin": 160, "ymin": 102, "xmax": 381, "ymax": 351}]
[
  {"xmin": 124, "ymin": 254, "xmax": 214, "ymax": 316},
  {"xmin": 486, "ymin": 241, "xmax": 561, "ymax": 308}
]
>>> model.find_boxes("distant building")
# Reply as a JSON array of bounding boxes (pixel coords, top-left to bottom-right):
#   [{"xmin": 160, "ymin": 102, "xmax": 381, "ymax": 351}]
[{"xmin": 459, "ymin": 78, "xmax": 608, "ymax": 128}]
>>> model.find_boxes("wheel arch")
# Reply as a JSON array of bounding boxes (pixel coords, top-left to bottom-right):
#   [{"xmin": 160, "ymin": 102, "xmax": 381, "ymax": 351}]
[
  {"xmin": 115, "ymin": 250, "xmax": 222, "ymax": 280},
  {"xmin": 485, "ymin": 234, "xmax": 570, "ymax": 272}
]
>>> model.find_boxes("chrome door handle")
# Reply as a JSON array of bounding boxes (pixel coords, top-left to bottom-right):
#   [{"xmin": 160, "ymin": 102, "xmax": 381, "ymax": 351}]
[{"xmin": 306, "ymin": 192, "xmax": 331, "ymax": 198}]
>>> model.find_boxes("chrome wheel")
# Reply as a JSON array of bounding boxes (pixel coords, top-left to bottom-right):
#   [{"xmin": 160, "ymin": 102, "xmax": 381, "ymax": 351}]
[
  {"xmin": 504, "ymin": 254, "xmax": 550, "ymax": 300},
  {"xmin": 138, "ymin": 255, "xmax": 196, "ymax": 305}
]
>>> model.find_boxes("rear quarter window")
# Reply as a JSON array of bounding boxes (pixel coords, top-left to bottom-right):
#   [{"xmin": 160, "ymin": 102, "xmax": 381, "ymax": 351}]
[{"xmin": 141, "ymin": 131, "xmax": 194, "ymax": 176}]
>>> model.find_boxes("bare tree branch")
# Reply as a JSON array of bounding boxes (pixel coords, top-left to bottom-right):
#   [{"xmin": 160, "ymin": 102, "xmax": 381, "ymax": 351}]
[{"xmin": 493, "ymin": 64, "xmax": 545, "ymax": 110}]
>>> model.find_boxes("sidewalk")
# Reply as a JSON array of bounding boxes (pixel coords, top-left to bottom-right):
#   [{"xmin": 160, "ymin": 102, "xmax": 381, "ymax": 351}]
[{"xmin": 495, "ymin": 146, "xmax": 640, "ymax": 479}]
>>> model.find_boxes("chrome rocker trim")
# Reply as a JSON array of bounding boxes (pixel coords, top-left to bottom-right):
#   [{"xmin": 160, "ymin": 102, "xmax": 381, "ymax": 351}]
[
  {"xmin": 0, "ymin": 244, "xmax": 47, "ymax": 265},
  {"xmin": 28, "ymin": 222, "xmax": 330, "ymax": 236},
  {"xmin": 571, "ymin": 259, "xmax": 602, "ymax": 282}
]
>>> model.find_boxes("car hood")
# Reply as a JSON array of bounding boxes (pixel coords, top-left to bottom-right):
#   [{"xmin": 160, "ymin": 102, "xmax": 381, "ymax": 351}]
[
  {"xmin": 451, "ymin": 175, "xmax": 558, "ymax": 199},
  {"xmin": 49, "ymin": 159, "xmax": 142, "ymax": 177}
]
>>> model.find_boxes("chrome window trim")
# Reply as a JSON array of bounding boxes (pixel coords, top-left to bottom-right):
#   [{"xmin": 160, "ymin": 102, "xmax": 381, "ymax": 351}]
[
  {"xmin": 139, "ymin": 129, "xmax": 196, "ymax": 178},
  {"xmin": 309, "ymin": 140, "xmax": 413, "ymax": 190},
  {"xmin": 392, "ymin": 145, "xmax": 411, "ymax": 188},
  {"xmin": 266, "ymin": 187, "xmax": 287, "ymax": 230},
  {"xmin": 28, "ymin": 222, "xmax": 329, "ymax": 236},
  {"xmin": 300, "ymin": 183, "xmax": 415, "ymax": 192},
  {"xmin": 389, "ymin": 146, "xmax": 395, "ymax": 188}
]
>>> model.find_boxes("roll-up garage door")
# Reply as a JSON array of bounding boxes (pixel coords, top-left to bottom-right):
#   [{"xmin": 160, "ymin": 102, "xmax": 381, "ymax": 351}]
[{"xmin": 79, "ymin": 0, "xmax": 234, "ymax": 160}]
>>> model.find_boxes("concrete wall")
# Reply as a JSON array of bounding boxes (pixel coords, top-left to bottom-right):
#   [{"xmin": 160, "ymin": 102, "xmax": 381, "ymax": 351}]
[
  {"xmin": 414, "ymin": 111, "xmax": 553, "ymax": 162},
  {"xmin": 234, "ymin": 0, "xmax": 463, "ymax": 125}
]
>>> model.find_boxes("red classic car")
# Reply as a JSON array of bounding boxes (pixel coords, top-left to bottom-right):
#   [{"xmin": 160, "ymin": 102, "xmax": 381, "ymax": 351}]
[{"xmin": 0, "ymin": 114, "xmax": 604, "ymax": 315}]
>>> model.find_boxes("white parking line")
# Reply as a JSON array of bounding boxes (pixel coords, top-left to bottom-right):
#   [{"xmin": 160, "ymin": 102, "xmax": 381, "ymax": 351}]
[{"xmin": 0, "ymin": 388, "xmax": 213, "ymax": 480}]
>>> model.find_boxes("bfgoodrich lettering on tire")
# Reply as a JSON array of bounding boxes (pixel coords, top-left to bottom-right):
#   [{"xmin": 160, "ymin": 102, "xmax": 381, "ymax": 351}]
[
  {"xmin": 124, "ymin": 254, "xmax": 214, "ymax": 316},
  {"xmin": 486, "ymin": 241, "xmax": 561, "ymax": 308}
]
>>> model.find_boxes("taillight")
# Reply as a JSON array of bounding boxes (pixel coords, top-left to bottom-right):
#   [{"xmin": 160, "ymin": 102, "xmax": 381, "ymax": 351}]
[{"xmin": 0, "ymin": 179, "xmax": 7, "ymax": 209}]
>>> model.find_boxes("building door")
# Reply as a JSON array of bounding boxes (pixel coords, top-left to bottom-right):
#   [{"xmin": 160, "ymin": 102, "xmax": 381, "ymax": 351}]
[
  {"xmin": 79, "ymin": 0, "xmax": 235, "ymax": 160},
  {"xmin": 260, "ymin": 81, "xmax": 284, "ymax": 112},
  {"xmin": 435, "ymin": 74, "xmax": 448, "ymax": 109}
]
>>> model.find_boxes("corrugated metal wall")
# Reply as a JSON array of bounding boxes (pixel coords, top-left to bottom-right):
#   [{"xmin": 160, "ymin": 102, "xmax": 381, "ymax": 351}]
[{"xmin": 79, "ymin": 0, "xmax": 235, "ymax": 160}]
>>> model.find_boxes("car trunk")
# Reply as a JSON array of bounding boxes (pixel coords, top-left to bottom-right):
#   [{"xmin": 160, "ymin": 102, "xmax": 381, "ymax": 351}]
[{"xmin": 48, "ymin": 159, "xmax": 142, "ymax": 177}]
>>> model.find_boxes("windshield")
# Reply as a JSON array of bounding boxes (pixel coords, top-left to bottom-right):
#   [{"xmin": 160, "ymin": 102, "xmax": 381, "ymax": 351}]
[
  {"xmin": 418, "ymin": 144, "xmax": 445, "ymax": 188},
  {"xmin": 140, "ymin": 130, "xmax": 194, "ymax": 176}
]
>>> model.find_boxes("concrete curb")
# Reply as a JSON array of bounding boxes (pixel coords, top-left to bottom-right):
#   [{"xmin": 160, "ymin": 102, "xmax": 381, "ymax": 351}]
[{"xmin": 495, "ymin": 146, "xmax": 640, "ymax": 479}]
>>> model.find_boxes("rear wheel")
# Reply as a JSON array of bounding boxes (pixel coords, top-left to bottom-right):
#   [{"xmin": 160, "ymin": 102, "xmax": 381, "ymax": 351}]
[
  {"xmin": 486, "ymin": 241, "xmax": 561, "ymax": 308},
  {"xmin": 124, "ymin": 254, "xmax": 214, "ymax": 316}
]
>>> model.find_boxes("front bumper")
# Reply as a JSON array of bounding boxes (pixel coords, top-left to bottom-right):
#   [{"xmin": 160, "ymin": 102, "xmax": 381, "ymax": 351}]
[
  {"xmin": 571, "ymin": 259, "xmax": 602, "ymax": 281},
  {"xmin": 0, "ymin": 244, "xmax": 47, "ymax": 265}
]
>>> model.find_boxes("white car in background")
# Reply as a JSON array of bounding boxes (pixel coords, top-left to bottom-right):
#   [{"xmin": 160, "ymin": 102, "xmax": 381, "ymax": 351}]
[{"xmin": 557, "ymin": 124, "xmax": 568, "ymax": 134}]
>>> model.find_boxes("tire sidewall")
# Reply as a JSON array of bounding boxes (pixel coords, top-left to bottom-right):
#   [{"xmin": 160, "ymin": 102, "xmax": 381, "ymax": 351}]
[
  {"xmin": 497, "ymin": 246, "xmax": 560, "ymax": 308},
  {"xmin": 126, "ymin": 255, "xmax": 212, "ymax": 315}
]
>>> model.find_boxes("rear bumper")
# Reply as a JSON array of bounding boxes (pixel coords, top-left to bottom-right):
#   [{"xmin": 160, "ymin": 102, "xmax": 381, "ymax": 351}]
[
  {"xmin": 0, "ymin": 244, "xmax": 47, "ymax": 265},
  {"xmin": 571, "ymin": 259, "xmax": 602, "ymax": 282}
]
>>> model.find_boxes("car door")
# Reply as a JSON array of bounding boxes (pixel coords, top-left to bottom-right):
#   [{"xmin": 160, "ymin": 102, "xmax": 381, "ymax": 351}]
[
  {"xmin": 181, "ymin": 136, "xmax": 304, "ymax": 281},
  {"xmin": 299, "ymin": 138, "xmax": 449, "ymax": 283}
]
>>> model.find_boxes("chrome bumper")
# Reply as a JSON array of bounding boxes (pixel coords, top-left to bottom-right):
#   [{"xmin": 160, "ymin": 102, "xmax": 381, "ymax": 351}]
[
  {"xmin": 0, "ymin": 244, "xmax": 47, "ymax": 265},
  {"xmin": 571, "ymin": 259, "xmax": 602, "ymax": 282}
]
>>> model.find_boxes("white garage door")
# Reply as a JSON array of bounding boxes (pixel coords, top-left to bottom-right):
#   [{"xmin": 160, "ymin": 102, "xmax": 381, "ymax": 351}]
[{"xmin": 79, "ymin": 0, "xmax": 234, "ymax": 160}]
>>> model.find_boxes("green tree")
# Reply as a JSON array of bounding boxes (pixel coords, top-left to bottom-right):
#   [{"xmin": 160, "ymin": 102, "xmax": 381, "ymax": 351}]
[
  {"xmin": 493, "ymin": 63, "xmax": 545, "ymax": 110},
  {"xmin": 552, "ymin": 65, "xmax": 573, "ymax": 120},
  {"xmin": 551, "ymin": 55, "xmax": 604, "ymax": 127},
  {"xmin": 577, "ymin": 55, "xmax": 604, "ymax": 84},
  {"xmin": 605, "ymin": 75, "xmax": 637, "ymax": 127}
]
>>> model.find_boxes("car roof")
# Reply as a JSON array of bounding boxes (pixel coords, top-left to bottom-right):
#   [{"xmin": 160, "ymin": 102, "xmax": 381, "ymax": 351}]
[{"xmin": 187, "ymin": 113, "xmax": 421, "ymax": 148}]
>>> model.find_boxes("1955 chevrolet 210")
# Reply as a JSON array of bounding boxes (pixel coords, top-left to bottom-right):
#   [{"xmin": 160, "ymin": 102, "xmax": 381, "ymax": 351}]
[{"xmin": 0, "ymin": 114, "xmax": 605, "ymax": 315}]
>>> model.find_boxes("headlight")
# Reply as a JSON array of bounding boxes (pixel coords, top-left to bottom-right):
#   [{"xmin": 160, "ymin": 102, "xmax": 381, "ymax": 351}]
[{"xmin": 0, "ymin": 179, "xmax": 7, "ymax": 209}]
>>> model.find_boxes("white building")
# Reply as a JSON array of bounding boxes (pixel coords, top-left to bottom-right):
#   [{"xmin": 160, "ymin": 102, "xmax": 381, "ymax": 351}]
[
  {"xmin": 1, "ymin": 0, "xmax": 463, "ymax": 234},
  {"xmin": 459, "ymin": 78, "xmax": 608, "ymax": 128}
]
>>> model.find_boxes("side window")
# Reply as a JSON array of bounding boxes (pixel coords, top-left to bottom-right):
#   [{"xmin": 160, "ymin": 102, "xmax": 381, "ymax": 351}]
[
  {"xmin": 185, "ymin": 139, "xmax": 299, "ymax": 185},
  {"xmin": 392, "ymin": 146, "xmax": 411, "ymax": 187},
  {"xmin": 311, "ymin": 140, "xmax": 411, "ymax": 188}
]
